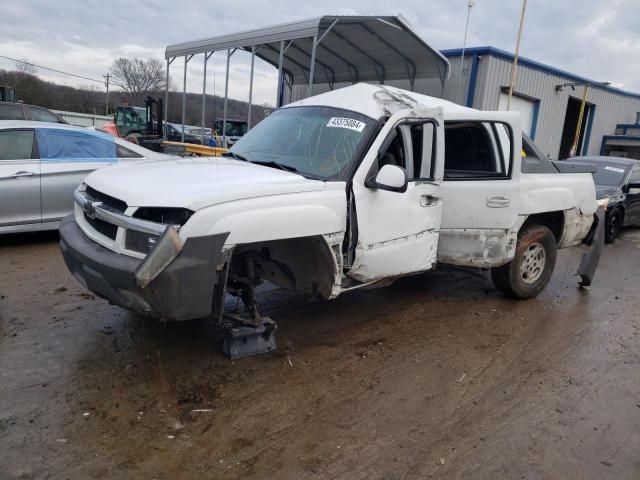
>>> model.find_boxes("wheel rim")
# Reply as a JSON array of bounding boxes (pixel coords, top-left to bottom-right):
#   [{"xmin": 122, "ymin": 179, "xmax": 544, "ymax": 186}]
[{"xmin": 520, "ymin": 242, "xmax": 546, "ymax": 285}]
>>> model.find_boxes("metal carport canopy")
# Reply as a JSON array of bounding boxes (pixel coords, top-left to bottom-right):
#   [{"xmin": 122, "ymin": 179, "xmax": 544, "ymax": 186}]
[{"xmin": 164, "ymin": 15, "xmax": 450, "ymax": 88}]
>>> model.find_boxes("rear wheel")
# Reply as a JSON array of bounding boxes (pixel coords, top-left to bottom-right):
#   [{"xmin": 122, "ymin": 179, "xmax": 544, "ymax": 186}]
[
  {"xmin": 605, "ymin": 209, "xmax": 622, "ymax": 243},
  {"xmin": 491, "ymin": 224, "xmax": 557, "ymax": 299}
]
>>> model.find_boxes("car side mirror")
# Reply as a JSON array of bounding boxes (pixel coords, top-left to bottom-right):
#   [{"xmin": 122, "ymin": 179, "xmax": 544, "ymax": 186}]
[
  {"xmin": 628, "ymin": 182, "xmax": 640, "ymax": 192},
  {"xmin": 367, "ymin": 164, "xmax": 408, "ymax": 193}
]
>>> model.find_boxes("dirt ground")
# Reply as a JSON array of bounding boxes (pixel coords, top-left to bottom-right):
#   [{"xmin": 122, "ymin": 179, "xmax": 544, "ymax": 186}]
[{"xmin": 1, "ymin": 230, "xmax": 640, "ymax": 480}]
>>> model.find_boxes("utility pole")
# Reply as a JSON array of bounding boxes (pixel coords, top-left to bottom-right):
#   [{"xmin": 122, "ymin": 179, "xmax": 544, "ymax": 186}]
[
  {"xmin": 103, "ymin": 73, "xmax": 110, "ymax": 116},
  {"xmin": 458, "ymin": 0, "xmax": 475, "ymax": 87},
  {"xmin": 507, "ymin": 0, "xmax": 528, "ymax": 110}
]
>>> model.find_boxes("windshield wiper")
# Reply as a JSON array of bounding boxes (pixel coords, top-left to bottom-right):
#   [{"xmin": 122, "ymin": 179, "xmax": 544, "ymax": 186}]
[
  {"xmin": 221, "ymin": 151, "xmax": 248, "ymax": 162},
  {"xmin": 251, "ymin": 160, "xmax": 298, "ymax": 173}
]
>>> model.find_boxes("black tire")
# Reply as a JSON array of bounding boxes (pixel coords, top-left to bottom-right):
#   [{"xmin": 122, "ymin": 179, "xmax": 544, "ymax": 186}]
[
  {"xmin": 491, "ymin": 224, "xmax": 557, "ymax": 299},
  {"xmin": 605, "ymin": 209, "xmax": 622, "ymax": 243}
]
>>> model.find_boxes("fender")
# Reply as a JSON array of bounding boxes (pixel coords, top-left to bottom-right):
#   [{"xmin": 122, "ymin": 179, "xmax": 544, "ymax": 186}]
[{"xmin": 520, "ymin": 173, "xmax": 597, "ymax": 215}]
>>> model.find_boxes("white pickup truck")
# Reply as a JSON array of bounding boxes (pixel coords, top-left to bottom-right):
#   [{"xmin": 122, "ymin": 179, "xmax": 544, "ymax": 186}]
[{"xmin": 60, "ymin": 83, "xmax": 603, "ymax": 353}]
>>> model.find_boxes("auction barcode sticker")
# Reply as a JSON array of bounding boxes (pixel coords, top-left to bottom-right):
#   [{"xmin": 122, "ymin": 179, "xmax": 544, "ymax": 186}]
[
  {"xmin": 604, "ymin": 166, "xmax": 625, "ymax": 173},
  {"xmin": 326, "ymin": 117, "xmax": 366, "ymax": 132}
]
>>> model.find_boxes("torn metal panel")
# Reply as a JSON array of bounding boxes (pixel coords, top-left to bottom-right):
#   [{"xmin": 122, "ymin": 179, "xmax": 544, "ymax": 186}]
[
  {"xmin": 437, "ymin": 228, "xmax": 518, "ymax": 267},
  {"xmin": 558, "ymin": 208, "xmax": 594, "ymax": 248}
]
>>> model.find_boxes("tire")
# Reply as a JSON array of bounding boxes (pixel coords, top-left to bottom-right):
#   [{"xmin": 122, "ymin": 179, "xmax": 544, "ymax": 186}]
[
  {"xmin": 605, "ymin": 209, "xmax": 622, "ymax": 243},
  {"xmin": 491, "ymin": 224, "xmax": 557, "ymax": 299}
]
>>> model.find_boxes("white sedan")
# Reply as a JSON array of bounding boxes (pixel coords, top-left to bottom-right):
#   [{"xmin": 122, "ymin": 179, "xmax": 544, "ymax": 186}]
[{"xmin": 0, "ymin": 121, "xmax": 173, "ymax": 234}]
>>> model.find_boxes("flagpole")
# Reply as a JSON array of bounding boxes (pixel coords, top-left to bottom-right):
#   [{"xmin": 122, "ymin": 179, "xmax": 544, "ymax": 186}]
[{"xmin": 507, "ymin": 0, "xmax": 528, "ymax": 110}]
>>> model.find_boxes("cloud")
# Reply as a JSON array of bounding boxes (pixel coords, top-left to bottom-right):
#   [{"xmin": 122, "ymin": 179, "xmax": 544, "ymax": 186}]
[{"xmin": 1, "ymin": 0, "xmax": 639, "ymax": 106}]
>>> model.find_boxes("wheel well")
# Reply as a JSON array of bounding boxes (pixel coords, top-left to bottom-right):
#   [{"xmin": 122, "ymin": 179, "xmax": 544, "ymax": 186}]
[
  {"xmin": 522, "ymin": 211, "xmax": 564, "ymax": 243},
  {"xmin": 231, "ymin": 236, "xmax": 337, "ymax": 299}
]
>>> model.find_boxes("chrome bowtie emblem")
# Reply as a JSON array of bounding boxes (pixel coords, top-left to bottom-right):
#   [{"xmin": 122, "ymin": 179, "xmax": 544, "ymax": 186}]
[{"xmin": 84, "ymin": 201, "xmax": 102, "ymax": 219}]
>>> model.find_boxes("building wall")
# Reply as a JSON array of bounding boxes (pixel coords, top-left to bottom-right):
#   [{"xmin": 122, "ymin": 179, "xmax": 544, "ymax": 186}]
[{"xmin": 470, "ymin": 55, "xmax": 640, "ymax": 158}]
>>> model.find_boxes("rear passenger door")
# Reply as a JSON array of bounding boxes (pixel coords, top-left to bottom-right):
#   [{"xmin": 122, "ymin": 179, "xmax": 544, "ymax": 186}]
[
  {"xmin": 37, "ymin": 128, "xmax": 118, "ymax": 222},
  {"xmin": 437, "ymin": 119, "xmax": 521, "ymax": 266},
  {"xmin": 0, "ymin": 129, "xmax": 41, "ymax": 227}
]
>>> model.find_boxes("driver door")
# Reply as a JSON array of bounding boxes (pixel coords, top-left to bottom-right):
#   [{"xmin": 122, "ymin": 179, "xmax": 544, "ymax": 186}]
[{"xmin": 348, "ymin": 109, "xmax": 445, "ymax": 282}]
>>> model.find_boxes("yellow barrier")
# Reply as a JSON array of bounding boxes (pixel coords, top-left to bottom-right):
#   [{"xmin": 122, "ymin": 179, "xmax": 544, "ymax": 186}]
[{"xmin": 162, "ymin": 141, "xmax": 228, "ymax": 157}]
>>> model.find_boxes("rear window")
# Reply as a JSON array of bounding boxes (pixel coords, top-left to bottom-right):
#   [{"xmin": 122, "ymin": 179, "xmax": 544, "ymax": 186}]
[
  {"xmin": 30, "ymin": 106, "xmax": 61, "ymax": 123},
  {"xmin": 0, "ymin": 103, "xmax": 25, "ymax": 120},
  {"xmin": 35, "ymin": 128, "xmax": 117, "ymax": 161}
]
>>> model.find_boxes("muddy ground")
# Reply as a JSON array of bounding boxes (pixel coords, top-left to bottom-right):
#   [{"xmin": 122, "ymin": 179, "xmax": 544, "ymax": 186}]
[{"xmin": 1, "ymin": 230, "xmax": 640, "ymax": 480}]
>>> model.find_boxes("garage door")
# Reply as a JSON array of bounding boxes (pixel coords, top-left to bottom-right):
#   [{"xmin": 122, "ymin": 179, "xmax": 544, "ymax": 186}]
[{"xmin": 498, "ymin": 92, "xmax": 536, "ymax": 137}]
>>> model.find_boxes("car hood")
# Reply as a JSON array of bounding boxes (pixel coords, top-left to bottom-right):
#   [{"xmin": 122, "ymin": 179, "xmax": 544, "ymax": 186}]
[
  {"xmin": 84, "ymin": 157, "xmax": 326, "ymax": 210},
  {"xmin": 595, "ymin": 185, "xmax": 622, "ymax": 199}
]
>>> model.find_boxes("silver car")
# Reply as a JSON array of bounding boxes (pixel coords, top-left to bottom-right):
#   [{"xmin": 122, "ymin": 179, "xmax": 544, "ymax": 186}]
[{"xmin": 0, "ymin": 121, "xmax": 171, "ymax": 234}]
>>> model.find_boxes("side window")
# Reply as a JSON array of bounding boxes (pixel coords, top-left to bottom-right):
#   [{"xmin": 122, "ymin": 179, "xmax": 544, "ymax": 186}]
[
  {"xmin": 35, "ymin": 129, "xmax": 117, "ymax": 161},
  {"xmin": 0, "ymin": 103, "xmax": 26, "ymax": 120},
  {"xmin": 376, "ymin": 121, "xmax": 436, "ymax": 181},
  {"xmin": 30, "ymin": 107, "xmax": 61, "ymax": 123},
  {"xmin": 116, "ymin": 143, "xmax": 143, "ymax": 159},
  {"xmin": 444, "ymin": 122, "xmax": 512, "ymax": 179},
  {"xmin": 0, "ymin": 130, "xmax": 35, "ymax": 160}
]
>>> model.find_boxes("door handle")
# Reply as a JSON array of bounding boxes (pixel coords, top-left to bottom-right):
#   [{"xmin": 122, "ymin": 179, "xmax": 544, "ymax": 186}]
[
  {"xmin": 11, "ymin": 171, "xmax": 35, "ymax": 179},
  {"xmin": 487, "ymin": 195, "xmax": 510, "ymax": 208},
  {"xmin": 420, "ymin": 194, "xmax": 439, "ymax": 207}
]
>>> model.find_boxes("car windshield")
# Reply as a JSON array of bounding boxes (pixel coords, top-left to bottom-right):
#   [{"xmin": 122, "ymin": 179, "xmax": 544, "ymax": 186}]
[
  {"xmin": 580, "ymin": 162, "xmax": 628, "ymax": 186},
  {"xmin": 229, "ymin": 106, "xmax": 375, "ymax": 180}
]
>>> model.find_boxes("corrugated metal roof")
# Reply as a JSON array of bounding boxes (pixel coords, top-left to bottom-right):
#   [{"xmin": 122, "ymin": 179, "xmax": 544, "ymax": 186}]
[{"xmin": 165, "ymin": 15, "xmax": 450, "ymax": 86}]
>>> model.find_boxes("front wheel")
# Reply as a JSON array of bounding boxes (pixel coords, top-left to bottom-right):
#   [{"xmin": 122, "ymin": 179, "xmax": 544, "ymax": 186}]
[{"xmin": 491, "ymin": 224, "xmax": 557, "ymax": 299}]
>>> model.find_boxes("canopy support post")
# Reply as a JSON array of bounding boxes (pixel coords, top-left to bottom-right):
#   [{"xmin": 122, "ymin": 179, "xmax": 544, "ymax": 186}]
[
  {"xmin": 181, "ymin": 54, "xmax": 193, "ymax": 142},
  {"xmin": 276, "ymin": 41, "xmax": 284, "ymax": 108},
  {"xmin": 222, "ymin": 48, "xmax": 231, "ymax": 148},
  {"xmin": 248, "ymin": 46, "xmax": 256, "ymax": 129},
  {"xmin": 164, "ymin": 58, "xmax": 174, "ymax": 139},
  {"xmin": 201, "ymin": 52, "xmax": 213, "ymax": 145},
  {"xmin": 307, "ymin": 35, "xmax": 317, "ymax": 98}
]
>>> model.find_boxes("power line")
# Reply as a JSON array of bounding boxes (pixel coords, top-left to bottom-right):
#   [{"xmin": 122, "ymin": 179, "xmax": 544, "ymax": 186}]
[{"xmin": 0, "ymin": 55, "xmax": 126, "ymax": 89}]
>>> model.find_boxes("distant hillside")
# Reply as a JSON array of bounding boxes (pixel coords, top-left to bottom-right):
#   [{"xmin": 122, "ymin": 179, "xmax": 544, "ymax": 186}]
[{"xmin": 0, "ymin": 69, "xmax": 272, "ymax": 126}]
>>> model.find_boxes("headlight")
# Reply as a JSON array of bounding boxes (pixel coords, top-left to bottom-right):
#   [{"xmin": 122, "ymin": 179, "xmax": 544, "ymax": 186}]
[{"xmin": 597, "ymin": 198, "xmax": 610, "ymax": 209}]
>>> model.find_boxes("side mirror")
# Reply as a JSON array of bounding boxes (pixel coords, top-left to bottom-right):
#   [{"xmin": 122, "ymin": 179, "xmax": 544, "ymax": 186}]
[
  {"xmin": 367, "ymin": 164, "xmax": 408, "ymax": 193},
  {"xmin": 628, "ymin": 182, "xmax": 640, "ymax": 191}
]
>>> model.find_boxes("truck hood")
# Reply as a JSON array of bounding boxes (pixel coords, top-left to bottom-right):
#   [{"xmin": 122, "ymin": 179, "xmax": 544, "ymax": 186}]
[{"xmin": 84, "ymin": 157, "xmax": 326, "ymax": 210}]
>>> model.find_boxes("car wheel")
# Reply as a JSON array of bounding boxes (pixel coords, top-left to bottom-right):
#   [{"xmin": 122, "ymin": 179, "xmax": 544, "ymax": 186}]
[
  {"xmin": 491, "ymin": 224, "xmax": 557, "ymax": 299},
  {"xmin": 605, "ymin": 209, "xmax": 622, "ymax": 243}
]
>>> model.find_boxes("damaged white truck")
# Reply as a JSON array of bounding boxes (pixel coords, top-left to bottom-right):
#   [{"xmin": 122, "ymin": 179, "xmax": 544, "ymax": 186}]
[{"xmin": 60, "ymin": 83, "xmax": 604, "ymax": 357}]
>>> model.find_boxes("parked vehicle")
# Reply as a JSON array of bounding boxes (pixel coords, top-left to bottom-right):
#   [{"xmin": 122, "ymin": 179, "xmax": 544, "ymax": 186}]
[
  {"xmin": 59, "ymin": 84, "xmax": 603, "ymax": 352},
  {"xmin": 0, "ymin": 121, "xmax": 172, "ymax": 234},
  {"xmin": 212, "ymin": 118, "xmax": 248, "ymax": 146},
  {"xmin": 566, "ymin": 156, "xmax": 640, "ymax": 242},
  {"xmin": 0, "ymin": 101, "xmax": 68, "ymax": 124}
]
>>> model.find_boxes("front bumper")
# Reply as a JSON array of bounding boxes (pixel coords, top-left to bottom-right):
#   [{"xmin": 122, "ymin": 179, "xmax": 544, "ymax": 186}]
[{"xmin": 59, "ymin": 215, "xmax": 229, "ymax": 321}]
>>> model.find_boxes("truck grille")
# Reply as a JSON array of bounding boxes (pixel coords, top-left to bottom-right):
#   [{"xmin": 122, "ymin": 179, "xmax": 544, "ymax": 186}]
[
  {"xmin": 85, "ymin": 185, "xmax": 127, "ymax": 213},
  {"xmin": 125, "ymin": 230, "xmax": 159, "ymax": 254},
  {"xmin": 84, "ymin": 212, "xmax": 118, "ymax": 240}
]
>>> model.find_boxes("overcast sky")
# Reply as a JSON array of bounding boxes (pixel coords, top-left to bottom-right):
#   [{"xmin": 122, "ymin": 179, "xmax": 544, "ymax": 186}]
[{"xmin": 2, "ymin": 0, "xmax": 639, "ymax": 107}]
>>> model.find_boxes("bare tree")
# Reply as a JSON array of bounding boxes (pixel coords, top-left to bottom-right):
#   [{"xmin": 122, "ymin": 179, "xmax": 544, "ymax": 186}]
[
  {"xmin": 77, "ymin": 84, "xmax": 98, "ymax": 113},
  {"xmin": 110, "ymin": 57, "xmax": 165, "ymax": 106}
]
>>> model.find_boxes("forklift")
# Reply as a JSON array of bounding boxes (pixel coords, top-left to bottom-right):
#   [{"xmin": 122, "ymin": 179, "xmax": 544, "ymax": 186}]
[
  {"xmin": 0, "ymin": 86, "xmax": 17, "ymax": 103},
  {"xmin": 102, "ymin": 96, "xmax": 225, "ymax": 156}
]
